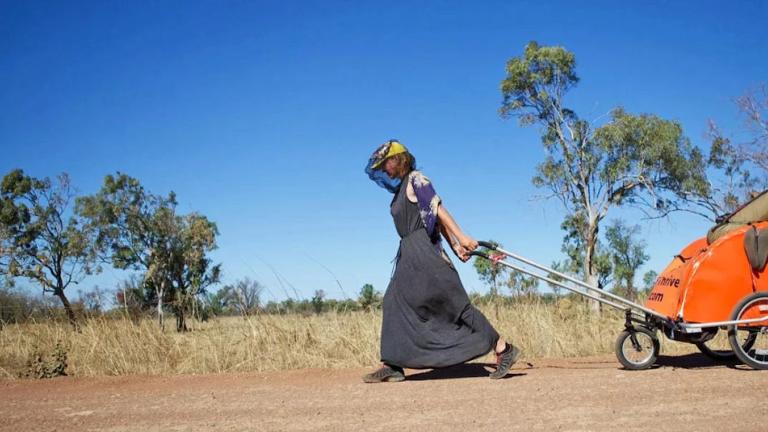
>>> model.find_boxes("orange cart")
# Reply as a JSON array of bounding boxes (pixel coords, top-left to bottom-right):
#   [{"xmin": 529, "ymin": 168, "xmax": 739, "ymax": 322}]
[{"xmin": 472, "ymin": 191, "xmax": 768, "ymax": 370}]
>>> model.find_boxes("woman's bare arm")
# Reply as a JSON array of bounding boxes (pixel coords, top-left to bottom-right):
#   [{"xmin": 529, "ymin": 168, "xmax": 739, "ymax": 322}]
[{"xmin": 437, "ymin": 204, "xmax": 478, "ymax": 261}]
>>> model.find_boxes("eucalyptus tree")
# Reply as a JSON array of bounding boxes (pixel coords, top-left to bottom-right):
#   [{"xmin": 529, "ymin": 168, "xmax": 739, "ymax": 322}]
[
  {"xmin": 499, "ymin": 42, "xmax": 709, "ymax": 310},
  {"xmin": 472, "ymin": 239, "xmax": 539, "ymax": 301},
  {"xmin": 167, "ymin": 212, "xmax": 221, "ymax": 330},
  {"xmin": 77, "ymin": 173, "xmax": 221, "ymax": 331},
  {"xmin": 0, "ymin": 170, "xmax": 99, "ymax": 328},
  {"xmin": 506, "ymin": 270, "xmax": 538, "ymax": 298},
  {"xmin": 358, "ymin": 283, "xmax": 381, "ymax": 311},
  {"xmin": 472, "ymin": 240, "xmax": 506, "ymax": 299},
  {"xmin": 77, "ymin": 173, "xmax": 176, "ymax": 329},
  {"xmin": 0, "ymin": 221, "xmax": 10, "ymax": 282},
  {"xmin": 604, "ymin": 220, "xmax": 649, "ymax": 301},
  {"xmin": 641, "ymin": 270, "xmax": 659, "ymax": 297},
  {"xmin": 555, "ymin": 213, "xmax": 613, "ymax": 291}
]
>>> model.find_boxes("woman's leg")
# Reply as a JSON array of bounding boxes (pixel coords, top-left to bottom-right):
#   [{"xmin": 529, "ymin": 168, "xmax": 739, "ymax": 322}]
[
  {"xmin": 458, "ymin": 304, "xmax": 507, "ymax": 353},
  {"xmin": 459, "ymin": 304, "xmax": 520, "ymax": 379}
]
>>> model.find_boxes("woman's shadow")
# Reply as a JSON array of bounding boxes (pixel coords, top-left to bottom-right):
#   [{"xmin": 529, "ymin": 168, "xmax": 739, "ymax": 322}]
[{"xmin": 406, "ymin": 363, "xmax": 526, "ymax": 381}]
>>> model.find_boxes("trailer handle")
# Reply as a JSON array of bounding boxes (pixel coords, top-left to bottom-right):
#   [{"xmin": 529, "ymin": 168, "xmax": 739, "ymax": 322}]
[
  {"xmin": 472, "ymin": 242, "xmax": 669, "ymax": 320},
  {"xmin": 470, "ymin": 249, "xmax": 632, "ymax": 312}
]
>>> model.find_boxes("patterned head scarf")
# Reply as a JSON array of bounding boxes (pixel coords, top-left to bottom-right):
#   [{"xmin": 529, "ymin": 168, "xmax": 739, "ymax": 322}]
[
  {"xmin": 365, "ymin": 139, "xmax": 406, "ymax": 193},
  {"xmin": 371, "ymin": 140, "xmax": 407, "ymax": 169}
]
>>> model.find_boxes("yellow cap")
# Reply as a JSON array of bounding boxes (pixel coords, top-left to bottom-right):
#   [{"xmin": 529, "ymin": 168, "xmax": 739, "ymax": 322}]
[{"xmin": 372, "ymin": 140, "xmax": 407, "ymax": 168}]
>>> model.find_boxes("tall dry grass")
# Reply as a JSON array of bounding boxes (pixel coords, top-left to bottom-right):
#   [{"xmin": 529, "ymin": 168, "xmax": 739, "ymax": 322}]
[{"xmin": 0, "ymin": 298, "xmax": 698, "ymax": 378}]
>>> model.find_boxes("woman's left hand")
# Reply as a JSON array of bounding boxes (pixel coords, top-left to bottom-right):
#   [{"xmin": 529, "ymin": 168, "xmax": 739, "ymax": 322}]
[
  {"xmin": 451, "ymin": 243, "xmax": 471, "ymax": 262},
  {"xmin": 459, "ymin": 235, "xmax": 478, "ymax": 252}
]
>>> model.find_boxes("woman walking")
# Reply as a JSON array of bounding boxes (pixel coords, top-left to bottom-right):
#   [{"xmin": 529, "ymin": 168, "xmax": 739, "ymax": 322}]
[{"xmin": 363, "ymin": 139, "xmax": 519, "ymax": 382}]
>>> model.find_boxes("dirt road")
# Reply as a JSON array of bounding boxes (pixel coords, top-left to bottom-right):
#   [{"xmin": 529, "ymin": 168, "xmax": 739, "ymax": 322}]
[{"xmin": 2, "ymin": 354, "xmax": 766, "ymax": 432}]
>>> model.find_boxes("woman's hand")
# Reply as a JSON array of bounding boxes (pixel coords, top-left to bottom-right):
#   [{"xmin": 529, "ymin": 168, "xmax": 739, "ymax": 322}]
[
  {"xmin": 458, "ymin": 235, "xmax": 478, "ymax": 252},
  {"xmin": 451, "ymin": 243, "xmax": 471, "ymax": 262}
]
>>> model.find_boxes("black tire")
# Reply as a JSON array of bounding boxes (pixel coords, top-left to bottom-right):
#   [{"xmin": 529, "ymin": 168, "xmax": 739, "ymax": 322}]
[
  {"xmin": 728, "ymin": 292, "xmax": 768, "ymax": 370},
  {"xmin": 615, "ymin": 327, "xmax": 659, "ymax": 370},
  {"xmin": 697, "ymin": 329, "xmax": 757, "ymax": 362},
  {"xmin": 696, "ymin": 329, "xmax": 737, "ymax": 361}
]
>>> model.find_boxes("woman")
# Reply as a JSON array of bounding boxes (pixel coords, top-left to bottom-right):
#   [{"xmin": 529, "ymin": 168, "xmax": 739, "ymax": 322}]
[{"xmin": 363, "ymin": 139, "xmax": 519, "ymax": 382}]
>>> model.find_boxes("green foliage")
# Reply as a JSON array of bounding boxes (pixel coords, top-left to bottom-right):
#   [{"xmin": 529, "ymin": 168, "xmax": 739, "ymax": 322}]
[
  {"xmin": 311, "ymin": 290, "xmax": 325, "ymax": 315},
  {"xmin": 555, "ymin": 214, "xmax": 612, "ymax": 287},
  {"xmin": 357, "ymin": 283, "xmax": 381, "ymax": 311},
  {"xmin": 508, "ymin": 271, "xmax": 538, "ymax": 297},
  {"xmin": 547, "ymin": 218, "xmax": 649, "ymax": 301},
  {"xmin": 202, "ymin": 288, "xmax": 230, "ymax": 317},
  {"xmin": 169, "ymin": 212, "xmax": 222, "ymax": 330},
  {"xmin": 473, "ymin": 240, "xmax": 538, "ymax": 297},
  {"xmin": 499, "ymin": 42, "xmax": 710, "ymax": 297},
  {"xmin": 473, "ymin": 240, "xmax": 505, "ymax": 296},
  {"xmin": 260, "ymin": 295, "xmax": 360, "ymax": 315},
  {"xmin": 642, "ymin": 270, "xmax": 659, "ymax": 296},
  {"xmin": 593, "ymin": 108, "xmax": 710, "ymax": 214},
  {"xmin": 500, "ymin": 41, "xmax": 578, "ymax": 125},
  {"xmin": 77, "ymin": 173, "xmax": 221, "ymax": 331},
  {"xmin": 604, "ymin": 220, "xmax": 648, "ymax": 300},
  {"xmin": 0, "ymin": 169, "xmax": 100, "ymax": 328},
  {"xmin": 326, "ymin": 298, "xmax": 360, "ymax": 313}
]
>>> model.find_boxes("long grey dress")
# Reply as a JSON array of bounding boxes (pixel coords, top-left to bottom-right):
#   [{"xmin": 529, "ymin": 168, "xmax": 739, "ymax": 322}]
[{"xmin": 380, "ymin": 180, "xmax": 500, "ymax": 369}]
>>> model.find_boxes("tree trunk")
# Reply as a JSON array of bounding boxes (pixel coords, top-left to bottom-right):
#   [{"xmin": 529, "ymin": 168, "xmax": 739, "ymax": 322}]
[
  {"xmin": 174, "ymin": 290, "xmax": 188, "ymax": 332},
  {"xmin": 585, "ymin": 270, "xmax": 600, "ymax": 314},
  {"xmin": 156, "ymin": 279, "xmax": 165, "ymax": 331},
  {"xmin": 122, "ymin": 284, "xmax": 128, "ymax": 316},
  {"xmin": 176, "ymin": 307, "xmax": 187, "ymax": 332},
  {"xmin": 627, "ymin": 278, "xmax": 636, "ymax": 301},
  {"xmin": 584, "ymin": 220, "xmax": 601, "ymax": 315},
  {"xmin": 54, "ymin": 288, "xmax": 79, "ymax": 331}
]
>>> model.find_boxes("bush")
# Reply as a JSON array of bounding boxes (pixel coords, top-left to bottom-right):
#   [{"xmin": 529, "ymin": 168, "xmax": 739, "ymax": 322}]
[{"xmin": 24, "ymin": 342, "xmax": 68, "ymax": 379}]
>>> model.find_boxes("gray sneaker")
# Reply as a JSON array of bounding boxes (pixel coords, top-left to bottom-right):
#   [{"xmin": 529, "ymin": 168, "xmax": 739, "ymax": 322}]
[
  {"xmin": 490, "ymin": 344, "xmax": 520, "ymax": 379},
  {"xmin": 362, "ymin": 366, "xmax": 405, "ymax": 383}
]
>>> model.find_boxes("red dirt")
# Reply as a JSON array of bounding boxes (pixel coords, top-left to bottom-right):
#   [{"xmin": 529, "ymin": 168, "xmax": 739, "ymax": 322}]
[{"xmin": 2, "ymin": 354, "xmax": 766, "ymax": 431}]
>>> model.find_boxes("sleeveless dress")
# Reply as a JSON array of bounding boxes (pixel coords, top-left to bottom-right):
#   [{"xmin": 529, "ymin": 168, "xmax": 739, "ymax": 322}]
[{"xmin": 380, "ymin": 177, "xmax": 500, "ymax": 369}]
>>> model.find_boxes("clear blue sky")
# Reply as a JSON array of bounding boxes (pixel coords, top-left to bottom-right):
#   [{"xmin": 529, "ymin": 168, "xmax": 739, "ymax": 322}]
[{"xmin": 2, "ymin": 1, "xmax": 767, "ymax": 303}]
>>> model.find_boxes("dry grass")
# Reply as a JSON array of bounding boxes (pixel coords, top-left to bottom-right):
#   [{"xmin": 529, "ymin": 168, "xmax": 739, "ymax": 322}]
[{"xmin": 0, "ymin": 299, "xmax": 699, "ymax": 379}]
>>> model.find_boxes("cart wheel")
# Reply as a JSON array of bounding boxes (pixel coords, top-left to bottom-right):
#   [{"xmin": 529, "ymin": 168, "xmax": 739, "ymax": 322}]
[
  {"xmin": 728, "ymin": 292, "xmax": 768, "ymax": 370},
  {"xmin": 697, "ymin": 329, "xmax": 757, "ymax": 361},
  {"xmin": 615, "ymin": 327, "xmax": 659, "ymax": 370},
  {"xmin": 696, "ymin": 329, "xmax": 737, "ymax": 361}
]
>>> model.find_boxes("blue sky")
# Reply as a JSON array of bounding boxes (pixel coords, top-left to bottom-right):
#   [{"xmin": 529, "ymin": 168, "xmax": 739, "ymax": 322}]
[{"xmin": 2, "ymin": 1, "xmax": 767, "ymax": 303}]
